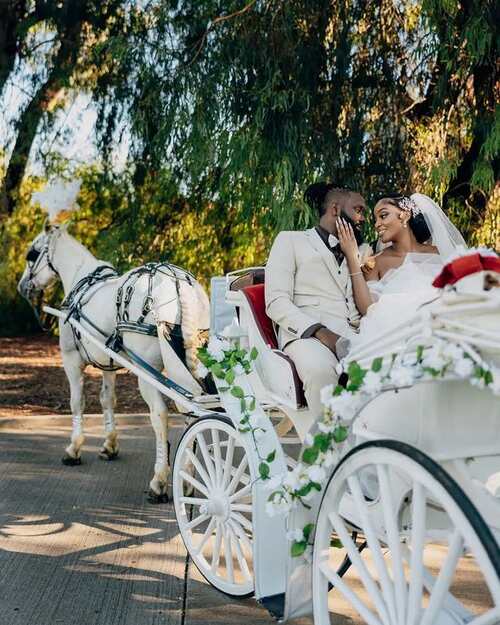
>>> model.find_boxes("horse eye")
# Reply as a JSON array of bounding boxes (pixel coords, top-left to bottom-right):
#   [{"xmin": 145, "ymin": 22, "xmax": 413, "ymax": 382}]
[{"xmin": 26, "ymin": 248, "xmax": 40, "ymax": 262}]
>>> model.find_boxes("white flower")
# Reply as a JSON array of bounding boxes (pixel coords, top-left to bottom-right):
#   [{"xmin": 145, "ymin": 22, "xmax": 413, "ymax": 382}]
[
  {"xmin": 304, "ymin": 433, "xmax": 314, "ymax": 446},
  {"xmin": 196, "ymin": 362, "xmax": 209, "ymax": 378},
  {"xmin": 320, "ymin": 384, "xmax": 335, "ymax": 407},
  {"xmin": 322, "ymin": 449, "xmax": 337, "ymax": 468},
  {"xmin": 266, "ymin": 493, "xmax": 291, "ymax": 517},
  {"xmin": 284, "ymin": 464, "xmax": 308, "ymax": 490},
  {"xmin": 362, "ymin": 370, "xmax": 383, "ymax": 395},
  {"xmin": 286, "ymin": 528, "xmax": 305, "ymax": 543},
  {"xmin": 443, "ymin": 343, "xmax": 463, "ymax": 361},
  {"xmin": 254, "ymin": 427, "xmax": 266, "ymax": 440},
  {"xmin": 454, "ymin": 357, "xmax": 474, "ymax": 378},
  {"xmin": 307, "ymin": 464, "xmax": 326, "ymax": 484},
  {"xmin": 233, "ymin": 363, "xmax": 245, "ymax": 376},
  {"xmin": 389, "ymin": 365, "xmax": 415, "ymax": 387},
  {"xmin": 206, "ymin": 336, "xmax": 230, "ymax": 361},
  {"xmin": 422, "ymin": 346, "xmax": 447, "ymax": 371},
  {"xmin": 328, "ymin": 391, "xmax": 359, "ymax": 421},
  {"xmin": 318, "ymin": 420, "xmax": 336, "ymax": 434}
]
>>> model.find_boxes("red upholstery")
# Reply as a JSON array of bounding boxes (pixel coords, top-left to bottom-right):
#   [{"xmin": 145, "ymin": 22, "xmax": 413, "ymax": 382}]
[
  {"xmin": 241, "ymin": 284, "xmax": 278, "ymax": 349},
  {"xmin": 241, "ymin": 284, "xmax": 306, "ymax": 407}
]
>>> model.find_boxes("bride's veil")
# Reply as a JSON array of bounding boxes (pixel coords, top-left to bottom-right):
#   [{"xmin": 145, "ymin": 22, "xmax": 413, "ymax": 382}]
[{"xmin": 410, "ymin": 193, "xmax": 467, "ymax": 259}]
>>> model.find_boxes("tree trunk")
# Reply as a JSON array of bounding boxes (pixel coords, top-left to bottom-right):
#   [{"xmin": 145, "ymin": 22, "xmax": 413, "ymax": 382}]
[
  {"xmin": 0, "ymin": 1, "xmax": 30, "ymax": 93},
  {"xmin": 0, "ymin": 12, "xmax": 84, "ymax": 216}
]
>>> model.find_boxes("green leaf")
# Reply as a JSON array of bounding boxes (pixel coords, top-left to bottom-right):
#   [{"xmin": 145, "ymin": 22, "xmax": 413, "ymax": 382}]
[
  {"xmin": 266, "ymin": 450, "xmax": 276, "ymax": 463},
  {"xmin": 303, "ymin": 523, "xmax": 315, "ymax": 540},
  {"xmin": 333, "ymin": 384, "xmax": 344, "ymax": 396},
  {"xmin": 248, "ymin": 397, "xmax": 256, "ymax": 411},
  {"xmin": 484, "ymin": 370, "xmax": 493, "ymax": 385},
  {"xmin": 333, "ymin": 425, "xmax": 348, "ymax": 443},
  {"xmin": 314, "ymin": 433, "xmax": 330, "ymax": 452},
  {"xmin": 347, "ymin": 361, "xmax": 367, "ymax": 386},
  {"xmin": 291, "ymin": 541, "xmax": 307, "ymax": 557},
  {"xmin": 231, "ymin": 385, "xmax": 245, "ymax": 399},
  {"xmin": 225, "ymin": 369, "xmax": 235, "ymax": 384},
  {"xmin": 258, "ymin": 461, "xmax": 270, "ymax": 480},
  {"xmin": 330, "ymin": 537, "xmax": 343, "ymax": 549},
  {"xmin": 297, "ymin": 482, "xmax": 313, "ymax": 497},
  {"xmin": 250, "ymin": 346, "xmax": 258, "ymax": 360},
  {"xmin": 302, "ymin": 446, "xmax": 319, "ymax": 465},
  {"xmin": 211, "ymin": 363, "xmax": 225, "ymax": 379},
  {"xmin": 416, "ymin": 345, "xmax": 424, "ymax": 361},
  {"xmin": 371, "ymin": 357, "xmax": 383, "ymax": 372}
]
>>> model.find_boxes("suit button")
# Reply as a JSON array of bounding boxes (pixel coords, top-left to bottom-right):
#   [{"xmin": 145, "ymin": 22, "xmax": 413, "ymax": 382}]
[{"xmin": 338, "ymin": 270, "xmax": 341, "ymax": 274}]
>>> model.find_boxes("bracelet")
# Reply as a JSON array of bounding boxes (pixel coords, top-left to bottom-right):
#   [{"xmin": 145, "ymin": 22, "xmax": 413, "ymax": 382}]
[{"xmin": 349, "ymin": 271, "xmax": 362, "ymax": 277}]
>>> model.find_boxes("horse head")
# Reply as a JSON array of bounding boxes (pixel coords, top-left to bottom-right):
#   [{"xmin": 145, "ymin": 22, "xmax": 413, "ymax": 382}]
[{"xmin": 18, "ymin": 221, "xmax": 64, "ymax": 303}]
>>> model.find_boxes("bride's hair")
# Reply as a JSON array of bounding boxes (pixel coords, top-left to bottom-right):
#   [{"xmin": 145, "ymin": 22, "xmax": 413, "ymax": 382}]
[
  {"xmin": 304, "ymin": 183, "xmax": 351, "ymax": 217},
  {"xmin": 378, "ymin": 193, "xmax": 431, "ymax": 244}
]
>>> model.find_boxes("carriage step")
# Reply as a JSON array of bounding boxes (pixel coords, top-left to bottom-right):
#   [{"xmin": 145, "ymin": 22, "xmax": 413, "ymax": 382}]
[{"xmin": 258, "ymin": 592, "xmax": 285, "ymax": 620}]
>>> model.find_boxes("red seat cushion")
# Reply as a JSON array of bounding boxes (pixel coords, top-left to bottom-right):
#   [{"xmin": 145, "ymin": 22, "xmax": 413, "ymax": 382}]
[{"xmin": 241, "ymin": 284, "xmax": 278, "ymax": 349}]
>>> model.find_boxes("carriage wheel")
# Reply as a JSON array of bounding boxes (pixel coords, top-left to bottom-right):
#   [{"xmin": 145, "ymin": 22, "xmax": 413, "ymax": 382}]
[
  {"xmin": 313, "ymin": 440, "xmax": 500, "ymax": 625},
  {"xmin": 173, "ymin": 416, "xmax": 254, "ymax": 597}
]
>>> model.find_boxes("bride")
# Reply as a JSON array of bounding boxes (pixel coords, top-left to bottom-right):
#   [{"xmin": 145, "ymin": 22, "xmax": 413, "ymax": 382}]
[{"xmin": 337, "ymin": 193, "xmax": 466, "ymax": 350}]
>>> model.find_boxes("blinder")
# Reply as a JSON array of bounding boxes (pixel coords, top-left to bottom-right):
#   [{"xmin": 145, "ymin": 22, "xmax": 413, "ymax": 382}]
[{"xmin": 26, "ymin": 247, "xmax": 41, "ymax": 263}]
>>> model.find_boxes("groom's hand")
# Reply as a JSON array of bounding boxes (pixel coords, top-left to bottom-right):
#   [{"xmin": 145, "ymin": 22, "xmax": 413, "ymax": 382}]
[{"xmin": 313, "ymin": 327, "xmax": 339, "ymax": 354}]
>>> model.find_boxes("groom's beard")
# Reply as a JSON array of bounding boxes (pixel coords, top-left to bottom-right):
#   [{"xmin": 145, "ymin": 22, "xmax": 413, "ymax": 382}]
[{"xmin": 340, "ymin": 212, "xmax": 364, "ymax": 246}]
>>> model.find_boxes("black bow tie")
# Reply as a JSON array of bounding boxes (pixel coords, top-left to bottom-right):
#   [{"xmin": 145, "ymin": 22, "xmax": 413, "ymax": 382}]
[{"xmin": 330, "ymin": 242, "xmax": 344, "ymax": 265}]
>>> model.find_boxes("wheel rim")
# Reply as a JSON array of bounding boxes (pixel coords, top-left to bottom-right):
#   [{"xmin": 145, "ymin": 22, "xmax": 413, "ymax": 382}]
[
  {"xmin": 313, "ymin": 444, "xmax": 500, "ymax": 625},
  {"xmin": 173, "ymin": 418, "xmax": 254, "ymax": 596}
]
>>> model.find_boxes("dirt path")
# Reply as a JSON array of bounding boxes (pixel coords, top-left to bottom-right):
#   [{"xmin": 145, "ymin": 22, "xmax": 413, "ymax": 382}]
[{"xmin": 0, "ymin": 335, "xmax": 148, "ymax": 418}]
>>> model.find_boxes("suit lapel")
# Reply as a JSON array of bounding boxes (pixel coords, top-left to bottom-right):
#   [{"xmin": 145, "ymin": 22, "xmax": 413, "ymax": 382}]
[{"xmin": 305, "ymin": 228, "xmax": 346, "ymax": 291}]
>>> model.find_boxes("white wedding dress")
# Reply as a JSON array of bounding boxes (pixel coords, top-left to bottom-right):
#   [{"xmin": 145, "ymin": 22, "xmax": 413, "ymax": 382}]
[
  {"xmin": 345, "ymin": 193, "xmax": 467, "ymax": 356},
  {"xmin": 348, "ymin": 253, "xmax": 444, "ymax": 352}
]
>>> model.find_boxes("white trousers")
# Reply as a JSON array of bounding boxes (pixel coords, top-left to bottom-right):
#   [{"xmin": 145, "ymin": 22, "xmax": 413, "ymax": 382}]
[{"xmin": 284, "ymin": 338, "xmax": 339, "ymax": 419}]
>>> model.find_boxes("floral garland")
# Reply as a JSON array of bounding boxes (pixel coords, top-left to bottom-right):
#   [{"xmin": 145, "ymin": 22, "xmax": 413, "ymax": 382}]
[
  {"xmin": 197, "ymin": 336, "xmax": 276, "ymax": 480},
  {"xmin": 266, "ymin": 339, "xmax": 500, "ymax": 557}
]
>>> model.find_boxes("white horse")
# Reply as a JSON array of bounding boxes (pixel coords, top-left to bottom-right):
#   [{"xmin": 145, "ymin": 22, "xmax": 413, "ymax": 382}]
[{"xmin": 18, "ymin": 221, "xmax": 209, "ymax": 502}]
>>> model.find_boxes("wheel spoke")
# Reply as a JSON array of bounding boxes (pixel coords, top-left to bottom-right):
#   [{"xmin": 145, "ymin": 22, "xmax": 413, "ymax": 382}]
[
  {"xmin": 185, "ymin": 447, "xmax": 213, "ymax": 489},
  {"xmin": 230, "ymin": 510, "xmax": 253, "ymax": 533},
  {"xmin": 180, "ymin": 496, "xmax": 208, "ymax": 506},
  {"xmin": 179, "ymin": 469, "xmax": 210, "ymax": 497},
  {"xmin": 193, "ymin": 516, "xmax": 216, "ymax": 555},
  {"xmin": 211, "ymin": 521, "xmax": 223, "ymax": 572},
  {"xmin": 406, "ymin": 481, "xmax": 426, "ymax": 625},
  {"xmin": 228, "ymin": 455, "xmax": 249, "ymax": 494},
  {"xmin": 229, "ymin": 518, "xmax": 253, "ymax": 555},
  {"xmin": 228, "ymin": 525, "xmax": 252, "ymax": 581},
  {"xmin": 196, "ymin": 433, "xmax": 217, "ymax": 486},
  {"xmin": 229, "ymin": 483, "xmax": 252, "ymax": 502},
  {"xmin": 420, "ymin": 529, "xmax": 464, "ymax": 625},
  {"xmin": 231, "ymin": 503, "xmax": 252, "ymax": 513},
  {"xmin": 329, "ymin": 510, "xmax": 391, "ymax": 625},
  {"xmin": 222, "ymin": 435, "xmax": 235, "ymax": 489},
  {"xmin": 318, "ymin": 560, "xmax": 383, "ymax": 625},
  {"xmin": 223, "ymin": 525, "xmax": 235, "ymax": 583},
  {"xmin": 211, "ymin": 428, "xmax": 223, "ymax": 487},
  {"xmin": 348, "ymin": 474, "xmax": 398, "ymax": 625},
  {"xmin": 377, "ymin": 464, "xmax": 407, "ymax": 624},
  {"xmin": 186, "ymin": 513, "xmax": 209, "ymax": 531}
]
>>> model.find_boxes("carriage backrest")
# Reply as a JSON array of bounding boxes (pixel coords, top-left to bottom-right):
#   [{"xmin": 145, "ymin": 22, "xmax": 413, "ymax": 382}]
[{"xmin": 241, "ymin": 284, "xmax": 278, "ymax": 349}]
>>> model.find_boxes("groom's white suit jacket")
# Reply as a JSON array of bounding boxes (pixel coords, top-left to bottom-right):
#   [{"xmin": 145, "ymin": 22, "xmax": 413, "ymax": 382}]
[{"xmin": 265, "ymin": 227, "xmax": 371, "ymax": 349}]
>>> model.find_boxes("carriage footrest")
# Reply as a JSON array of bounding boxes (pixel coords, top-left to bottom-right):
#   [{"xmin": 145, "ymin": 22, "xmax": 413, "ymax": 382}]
[{"xmin": 258, "ymin": 593, "xmax": 285, "ymax": 621}]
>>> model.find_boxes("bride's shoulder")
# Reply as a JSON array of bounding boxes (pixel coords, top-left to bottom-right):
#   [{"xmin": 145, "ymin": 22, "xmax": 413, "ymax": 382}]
[{"xmin": 418, "ymin": 243, "xmax": 439, "ymax": 254}]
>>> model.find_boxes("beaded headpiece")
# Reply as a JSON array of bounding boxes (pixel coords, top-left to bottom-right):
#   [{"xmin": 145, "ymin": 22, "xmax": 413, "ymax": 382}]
[{"xmin": 398, "ymin": 196, "xmax": 421, "ymax": 217}]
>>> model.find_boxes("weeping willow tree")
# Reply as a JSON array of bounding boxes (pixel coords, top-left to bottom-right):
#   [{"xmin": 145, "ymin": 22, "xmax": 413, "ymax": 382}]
[{"xmin": 91, "ymin": 0, "xmax": 497, "ymax": 244}]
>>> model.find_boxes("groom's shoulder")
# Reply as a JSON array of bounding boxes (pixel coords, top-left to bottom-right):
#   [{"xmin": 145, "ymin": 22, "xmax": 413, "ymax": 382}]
[{"xmin": 272, "ymin": 228, "xmax": 312, "ymax": 243}]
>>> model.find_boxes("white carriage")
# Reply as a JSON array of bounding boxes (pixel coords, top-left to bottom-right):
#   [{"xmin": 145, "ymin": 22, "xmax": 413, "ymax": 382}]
[
  {"xmin": 43, "ymin": 251, "xmax": 500, "ymax": 624},
  {"xmin": 171, "ymin": 254, "xmax": 500, "ymax": 625}
]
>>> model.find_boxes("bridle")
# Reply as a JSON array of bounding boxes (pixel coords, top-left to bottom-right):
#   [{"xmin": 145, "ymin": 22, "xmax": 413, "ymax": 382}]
[{"xmin": 22, "ymin": 228, "xmax": 60, "ymax": 330}]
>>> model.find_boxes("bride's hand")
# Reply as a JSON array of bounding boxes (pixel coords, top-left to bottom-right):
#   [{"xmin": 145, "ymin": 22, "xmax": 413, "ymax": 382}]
[{"xmin": 337, "ymin": 218, "xmax": 359, "ymax": 263}]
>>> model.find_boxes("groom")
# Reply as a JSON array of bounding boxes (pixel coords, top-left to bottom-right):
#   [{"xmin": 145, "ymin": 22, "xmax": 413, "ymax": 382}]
[{"xmin": 265, "ymin": 184, "xmax": 371, "ymax": 417}]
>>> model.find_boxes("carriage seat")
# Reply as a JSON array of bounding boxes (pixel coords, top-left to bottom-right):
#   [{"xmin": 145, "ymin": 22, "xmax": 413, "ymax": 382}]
[{"xmin": 236, "ymin": 281, "xmax": 306, "ymax": 408}]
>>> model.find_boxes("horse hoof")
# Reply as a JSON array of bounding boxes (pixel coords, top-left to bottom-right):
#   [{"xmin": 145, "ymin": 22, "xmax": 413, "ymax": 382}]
[
  {"xmin": 62, "ymin": 454, "xmax": 82, "ymax": 466},
  {"xmin": 147, "ymin": 489, "xmax": 169, "ymax": 504},
  {"xmin": 99, "ymin": 449, "xmax": 119, "ymax": 461}
]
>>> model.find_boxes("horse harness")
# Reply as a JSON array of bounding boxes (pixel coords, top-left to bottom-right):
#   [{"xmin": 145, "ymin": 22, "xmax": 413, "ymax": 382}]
[{"xmin": 62, "ymin": 262, "xmax": 195, "ymax": 374}]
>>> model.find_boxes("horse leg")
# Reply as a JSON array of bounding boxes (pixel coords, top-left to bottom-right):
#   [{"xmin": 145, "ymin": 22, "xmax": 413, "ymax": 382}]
[
  {"xmin": 61, "ymin": 350, "xmax": 86, "ymax": 466},
  {"xmin": 99, "ymin": 370, "xmax": 119, "ymax": 461},
  {"xmin": 138, "ymin": 377, "xmax": 170, "ymax": 503}
]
